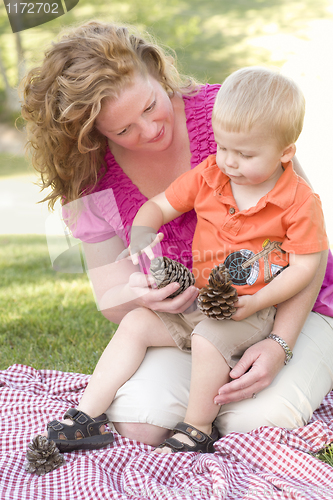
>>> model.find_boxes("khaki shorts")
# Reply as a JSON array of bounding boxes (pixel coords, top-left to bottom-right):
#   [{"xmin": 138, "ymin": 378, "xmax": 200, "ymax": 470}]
[{"xmin": 154, "ymin": 304, "xmax": 276, "ymax": 368}]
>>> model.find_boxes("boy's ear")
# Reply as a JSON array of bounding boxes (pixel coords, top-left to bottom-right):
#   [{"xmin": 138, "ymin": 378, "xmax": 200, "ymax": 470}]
[{"xmin": 281, "ymin": 143, "xmax": 296, "ymax": 162}]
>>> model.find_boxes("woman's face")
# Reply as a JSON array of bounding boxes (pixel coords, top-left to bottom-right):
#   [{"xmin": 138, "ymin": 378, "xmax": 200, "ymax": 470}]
[{"xmin": 95, "ymin": 73, "xmax": 175, "ymax": 153}]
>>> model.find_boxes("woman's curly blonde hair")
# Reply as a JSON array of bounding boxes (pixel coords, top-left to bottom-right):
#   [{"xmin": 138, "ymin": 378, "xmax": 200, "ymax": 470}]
[{"xmin": 20, "ymin": 20, "xmax": 196, "ymax": 209}]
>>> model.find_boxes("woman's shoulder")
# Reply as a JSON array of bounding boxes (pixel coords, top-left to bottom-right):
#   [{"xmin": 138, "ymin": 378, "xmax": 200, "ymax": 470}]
[
  {"xmin": 183, "ymin": 83, "xmax": 220, "ymax": 110},
  {"xmin": 184, "ymin": 84, "xmax": 220, "ymax": 167}
]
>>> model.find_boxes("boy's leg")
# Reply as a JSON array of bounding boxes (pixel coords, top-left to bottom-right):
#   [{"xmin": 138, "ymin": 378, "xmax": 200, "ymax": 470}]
[
  {"xmin": 77, "ymin": 307, "xmax": 177, "ymax": 418},
  {"xmin": 41, "ymin": 308, "xmax": 176, "ymax": 444},
  {"xmin": 154, "ymin": 333, "xmax": 229, "ymax": 453},
  {"xmin": 154, "ymin": 308, "xmax": 276, "ymax": 453},
  {"xmin": 184, "ymin": 334, "xmax": 229, "ymax": 434}
]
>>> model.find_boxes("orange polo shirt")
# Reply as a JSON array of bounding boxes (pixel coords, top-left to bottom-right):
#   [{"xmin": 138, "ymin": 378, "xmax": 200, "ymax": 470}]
[{"xmin": 165, "ymin": 155, "xmax": 328, "ymax": 293}]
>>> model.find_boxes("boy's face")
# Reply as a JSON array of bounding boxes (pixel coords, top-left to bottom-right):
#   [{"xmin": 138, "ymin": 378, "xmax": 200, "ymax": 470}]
[{"xmin": 214, "ymin": 125, "xmax": 292, "ymax": 187}]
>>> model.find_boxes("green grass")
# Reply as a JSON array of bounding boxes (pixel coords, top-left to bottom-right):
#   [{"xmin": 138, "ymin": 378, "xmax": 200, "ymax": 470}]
[
  {"xmin": 0, "ymin": 234, "xmax": 116, "ymax": 373},
  {"xmin": 315, "ymin": 444, "xmax": 333, "ymax": 467},
  {"xmin": 0, "ymin": 153, "xmax": 32, "ymax": 177}
]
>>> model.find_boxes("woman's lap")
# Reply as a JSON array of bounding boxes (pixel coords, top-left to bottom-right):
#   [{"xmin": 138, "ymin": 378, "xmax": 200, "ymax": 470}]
[
  {"xmin": 106, "ymin": 346, "xmax": 192, "ymax": 429},
  {"xmin": 106, "ymin": 312, "xmax": 333, "ymax": 434},
  {"xmin": 216, "ymin": 312, "xmax": 333, "ymax": 434}
]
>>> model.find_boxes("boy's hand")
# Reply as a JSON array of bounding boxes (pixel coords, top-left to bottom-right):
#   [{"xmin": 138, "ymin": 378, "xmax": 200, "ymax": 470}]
[
  {"xmin": 232, "ymin": 294, "xmax": 259, "ymax": 321},
  {"xmin": 116, "ymin": 227, "xmax": 164, "ymax": 264}
]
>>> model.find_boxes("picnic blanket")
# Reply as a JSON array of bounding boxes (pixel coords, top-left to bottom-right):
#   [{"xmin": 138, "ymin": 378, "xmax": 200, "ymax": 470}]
[{"xmin": 1, "ymin": 364, "xmax": 333, "ymax": 500}]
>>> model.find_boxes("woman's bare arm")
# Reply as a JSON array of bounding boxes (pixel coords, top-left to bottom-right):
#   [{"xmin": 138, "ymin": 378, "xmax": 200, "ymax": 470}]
[{"xmin": 82, "ymin": 236, "xmax": 198, "ymax": 324}]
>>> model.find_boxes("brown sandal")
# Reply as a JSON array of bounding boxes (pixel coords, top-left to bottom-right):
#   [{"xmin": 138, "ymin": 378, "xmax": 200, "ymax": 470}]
[
  {"xmin": 157, "ymin": 422, "xmax": 219, "ymax": 453},
  {"xmin": 47, "ymin": 408, "xmax": 114, "ymax": 452}
]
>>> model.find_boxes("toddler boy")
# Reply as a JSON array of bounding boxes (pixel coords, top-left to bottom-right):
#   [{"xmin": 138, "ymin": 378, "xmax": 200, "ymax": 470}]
[{"xmin": 125, "ymin": 66, "xmax": 328, "ymax": 453}]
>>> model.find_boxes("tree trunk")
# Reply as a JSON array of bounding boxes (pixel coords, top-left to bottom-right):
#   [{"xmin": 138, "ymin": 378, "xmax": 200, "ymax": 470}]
[
  {"xmin": 15, "ymin": 31, "xmax": 26, "ymax": 82},
  {"xmin": 0, "ymin": 47, "xmax": 20, "ymax": 112}
]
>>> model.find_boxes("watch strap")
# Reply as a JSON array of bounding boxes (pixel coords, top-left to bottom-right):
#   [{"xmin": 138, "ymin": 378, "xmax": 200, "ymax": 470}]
[{"xmin": 267, "ymin": 333, "xmax": 293, "ymax": 365}]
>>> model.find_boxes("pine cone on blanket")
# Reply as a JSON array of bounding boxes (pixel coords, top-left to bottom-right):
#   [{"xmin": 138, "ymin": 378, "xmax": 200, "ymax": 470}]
[
  {"xmin": 25, "ymin": 435, "xmax": 65, "ymax": 475},
  {"xmin": 197, "ymin": 264, "xmax": 238, "ymax": 320},
  {"xmin": 149, "ymin": 256, "xmax": 195, "ymax": 298}
]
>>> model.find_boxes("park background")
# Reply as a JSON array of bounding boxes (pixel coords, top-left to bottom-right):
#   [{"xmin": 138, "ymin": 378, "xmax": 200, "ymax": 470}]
[{"xmin": 0, "ymin": 0, "xmax": 333, "ymax": 374}]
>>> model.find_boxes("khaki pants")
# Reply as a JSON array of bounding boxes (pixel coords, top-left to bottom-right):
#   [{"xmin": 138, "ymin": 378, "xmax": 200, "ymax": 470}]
[{"xmin": 106, "ymin": 312, "xmax": 333, "ymax": 435}]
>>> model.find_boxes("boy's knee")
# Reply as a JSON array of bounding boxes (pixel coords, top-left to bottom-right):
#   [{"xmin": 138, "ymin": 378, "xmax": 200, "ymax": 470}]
[
  {"xmin": 117, "ymin": 308, "xmax": 158, "ymax": 340},
  {"xmin": 120, "ymin": 307, "xmax": 154, "ymax": 327}
]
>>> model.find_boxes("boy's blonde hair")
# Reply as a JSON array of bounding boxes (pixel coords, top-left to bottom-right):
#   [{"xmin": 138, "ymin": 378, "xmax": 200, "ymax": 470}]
[{"xmin": 212, "ymin": 66, "xmax": 305, "ymax": 148}]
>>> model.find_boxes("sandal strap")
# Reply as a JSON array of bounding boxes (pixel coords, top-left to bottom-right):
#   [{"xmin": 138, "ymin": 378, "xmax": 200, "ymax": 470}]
[
  {"xmin": 160, "ymin": 436, "xmax": 191, "ymax": 452},
  {"xmin": 64, "ymin": 408, "xmax": 109, "ymax": 426},
  {"xmin": 158, "ymin": 422, "xmax": 219, "ymax": 454},
  {"xmin": 173, "ymin": 422, "xmax": 211, "ymax": 444},
  {"xmin": 47, "ymin": 408, "xmax": 109, "ymax": 441}
]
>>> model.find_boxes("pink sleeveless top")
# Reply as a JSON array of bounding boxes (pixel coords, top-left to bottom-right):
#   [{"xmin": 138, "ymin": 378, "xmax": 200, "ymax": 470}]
[
  {"xmin": 71, "ymin": 84, "xmax": 219, "ymax": 270},
  {"xmin": 69, "ymin": 84, "xmax": 333, "ymax": 316}
]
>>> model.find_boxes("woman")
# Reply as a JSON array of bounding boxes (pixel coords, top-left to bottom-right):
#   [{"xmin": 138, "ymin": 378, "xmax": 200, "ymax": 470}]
[{"xmin": 21, "ymin": 20, "xmax": 333, "ymax": 447}]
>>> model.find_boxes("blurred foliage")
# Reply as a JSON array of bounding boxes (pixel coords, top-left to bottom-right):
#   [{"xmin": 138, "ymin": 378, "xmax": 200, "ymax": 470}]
[
  {"xmin": 0, "ymin": 153, "xmax": 32, "ymax": 176},
  {"xmin": 0, "ymin": 0, "xmax": 332, "ymax": 122}
]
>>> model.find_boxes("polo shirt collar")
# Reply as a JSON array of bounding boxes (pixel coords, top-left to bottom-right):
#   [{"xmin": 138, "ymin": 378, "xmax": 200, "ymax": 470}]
[
  {"xmin": 202, "ymin": 155, "xmax": 298, "ymax": 211},
  {"xmin": 201, "ymin": 155, "xmax": 226, "ymax": 189},
  {"xmin": 264, "ymin": 161, "xmax": 298, "ymax": 210}
]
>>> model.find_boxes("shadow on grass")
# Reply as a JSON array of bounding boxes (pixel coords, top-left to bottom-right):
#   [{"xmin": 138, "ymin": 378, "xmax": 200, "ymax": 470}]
[
  {"xmin": 0, "ymin": 235, "xmax": 116, "ymax": 373},
  {"xmin": 1, "ymin": 299, "xmax": 115, "ymax": 374},
  {"xmin": 0, "ymin": 235, "xmax": 61, "ymax": 286}
]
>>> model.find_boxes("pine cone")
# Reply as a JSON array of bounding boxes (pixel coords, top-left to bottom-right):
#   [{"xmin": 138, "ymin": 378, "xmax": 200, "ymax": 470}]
[
  {"xmin": 149, "ymin": 257, "xmax": 195, "ymax": 298},
  {"xmin": 25, "ymin": 435, "xmax": 65, "ymax": 475},
  {"xmin": 197, "ymin": 264, "xmax": 238, "ymax": 320}
]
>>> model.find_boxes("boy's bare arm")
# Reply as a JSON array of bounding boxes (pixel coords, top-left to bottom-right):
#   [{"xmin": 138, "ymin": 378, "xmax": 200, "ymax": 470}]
[
  {"xmin": 133, "ymin": 192, "xmax": 184, "ymax": 228},
  {"xmin": 233, "ymin": 251, "xmax": 322, "ymax": 320},
  {"xmin": 124, "ymin": 193, "xmax": 184, "ymax": 264}
]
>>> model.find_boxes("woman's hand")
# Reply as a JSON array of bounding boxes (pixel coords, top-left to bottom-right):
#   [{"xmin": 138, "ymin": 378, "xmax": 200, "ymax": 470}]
[
  {"xmin": 213, "ymin": 338, "xmax": 285, "ymax": 405},
  {"xmin": 129, "ymin": 272, "xmax": 199, "ymax": 313}
]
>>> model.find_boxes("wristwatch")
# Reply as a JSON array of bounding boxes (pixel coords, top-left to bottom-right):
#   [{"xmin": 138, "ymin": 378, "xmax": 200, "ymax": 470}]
[{"xmin": 267, "ymin": 333, "xmax": 293, "ymax": 364}]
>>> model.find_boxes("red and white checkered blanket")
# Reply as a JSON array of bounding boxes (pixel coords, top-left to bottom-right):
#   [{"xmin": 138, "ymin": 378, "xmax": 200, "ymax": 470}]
[{"xmin": 1, "ymin": 364, "xmax": 333, "ymax": 500}]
